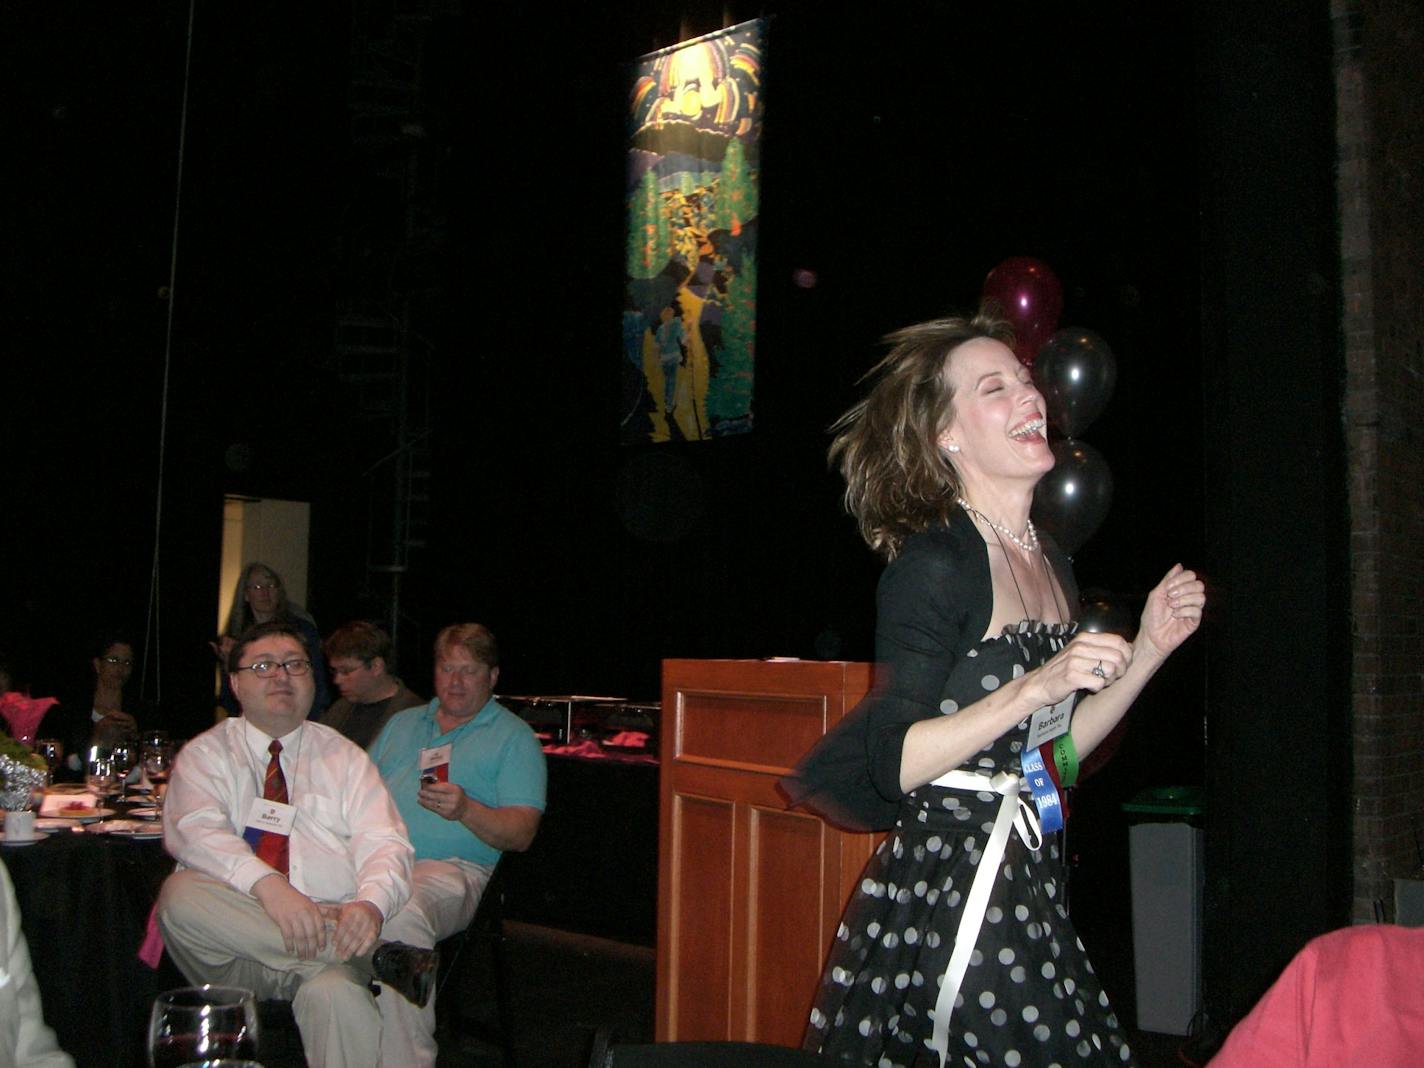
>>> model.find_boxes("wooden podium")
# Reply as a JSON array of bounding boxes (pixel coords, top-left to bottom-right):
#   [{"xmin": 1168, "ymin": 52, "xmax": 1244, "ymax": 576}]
[{"xmin": 655, "ymin": 659, "xmax": 880, "ymax": 1046}]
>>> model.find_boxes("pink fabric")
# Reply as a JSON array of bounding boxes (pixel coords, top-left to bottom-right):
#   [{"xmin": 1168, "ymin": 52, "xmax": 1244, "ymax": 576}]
[
  {"xmin": 1210, "ymin": 924, "xmax": 1424, "ymax": 1068},
  {"xmin": 137, "ymin": 901, "xmax": 165, "ymax": 969},
  {"xmin": 0, "ymin": 692, "xmax": 58, "ymax": 744},
  {"xmin": 542, "ymin": 738, "xmax": 657, "ymax": 764}
]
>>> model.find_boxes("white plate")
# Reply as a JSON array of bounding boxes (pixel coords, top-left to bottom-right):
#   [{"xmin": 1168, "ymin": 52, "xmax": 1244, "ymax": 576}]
[
  {"xmin": 127, "ymin": 807, "xmax": 162, "ymax": 820},
  {"xmin": 51, "ymin": 807, "xmax": 114, "ymax": 823},
  {"xmin": 90, "ymin": 820, "xmax": 162, "ymax": 839},
  {"xmin": 1, "ymin": 832, "xmax": 51, "ymax": 846},
  {"xmin": 34, "ymin": 818, "xmax": 79, "ymax": 831}
]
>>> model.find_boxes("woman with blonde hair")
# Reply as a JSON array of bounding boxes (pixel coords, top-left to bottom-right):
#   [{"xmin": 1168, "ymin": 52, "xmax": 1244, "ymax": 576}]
[
  {"xmin": 212, "ymin": 562, "xmax": 328, "ymax": 717},
  {"xmin": 786, "ymin": 312, "xmax": 1205, "ymax": 1067}
]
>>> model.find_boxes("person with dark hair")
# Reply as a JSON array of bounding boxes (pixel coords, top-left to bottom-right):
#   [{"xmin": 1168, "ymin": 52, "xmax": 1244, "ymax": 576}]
[
  {"xmin": 784, "ymin": 313, "xmax": 1206, "ymax": 1067},
  {"xmin": 158, "ymin": 620, "xmax": 437, "ymax": 1067},
  {"xmin": 82, "ymin": 633, "xmax": 143, "ymax": 746},
  {"xmin": 22, "ymin": 633, "xmax": 149, "ymax": 778},
  {"xmin": 319, "ymin": 621, "xmax": 424, "ymax": 750},
  {"xmin": 368, "ymin": 623, "xmax": 546, "ymax": 1066},
  {"xmin": 212, "ymin": 563, "xmax": 329, "ymax": 718}
]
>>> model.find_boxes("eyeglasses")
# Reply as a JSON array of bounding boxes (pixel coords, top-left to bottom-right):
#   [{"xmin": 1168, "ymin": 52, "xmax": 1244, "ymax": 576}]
[
  {"xmin": 235, "ymin": 658, "xmax": 312, "ymax": 678},
  {"xmin": 245, "ymin": 582, "xmax": 278, "ymax": 593},
  {"xmin": 437, "ymin": 663, "xmax": 488, "ymax": 679},
  {"xmin": 100, "ymin": 656, "xmax": 135, "ymax": 667}
]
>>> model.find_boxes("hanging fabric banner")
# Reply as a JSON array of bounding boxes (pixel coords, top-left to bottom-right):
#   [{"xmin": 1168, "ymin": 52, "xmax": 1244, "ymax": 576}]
[{"xmin": 622, "ymin": 20, "xmax": 765, "ymax": 443}]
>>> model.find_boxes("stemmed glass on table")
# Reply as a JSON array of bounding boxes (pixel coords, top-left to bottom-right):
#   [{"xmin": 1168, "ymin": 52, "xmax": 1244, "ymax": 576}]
[
  {"xmin": 33, "ymin": 739, "xmax": 63, "ymax": 783},
  {"xmin": 85, "ymin": 753, "xmax": 118, "ymax": 810},
  {"xmin": 110, "ymin": 741, "xmax": 137, "ymax": 804},
  {"xmin": 142, "ymin": 740, "xmax": 175, "ymax": 810},
  {"xmin": 147, "ymin": 985, "xmax": 259, "ymax": 1068}
]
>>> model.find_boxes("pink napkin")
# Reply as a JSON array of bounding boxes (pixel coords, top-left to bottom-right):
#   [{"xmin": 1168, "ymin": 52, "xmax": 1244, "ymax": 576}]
[
  {"xmin": 0, "ymin": 692, "xmax": 57, "ymax": 745},
  {"xmin": 137, "ymin": 902, "xmax": 165, "ymax": 968}
]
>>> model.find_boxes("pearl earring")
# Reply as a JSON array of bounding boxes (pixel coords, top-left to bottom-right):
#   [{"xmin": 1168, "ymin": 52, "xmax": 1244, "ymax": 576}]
[{"xmin": 945, "ymin": 443, "xmax": 960, "ymax": 453}]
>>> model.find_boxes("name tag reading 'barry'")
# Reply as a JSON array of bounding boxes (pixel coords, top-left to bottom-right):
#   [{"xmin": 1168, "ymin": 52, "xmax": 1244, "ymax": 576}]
[
  {"xmin": 245, "ymin": 798, "xmax": 295, "ymax": 838},
  {"xmin": 419, "ymin": 743, "xmax": 452, "ymax": 784},
  {"xmin": 1024, "ymin": 694, "xmax": 1075, "ymax": 751}
]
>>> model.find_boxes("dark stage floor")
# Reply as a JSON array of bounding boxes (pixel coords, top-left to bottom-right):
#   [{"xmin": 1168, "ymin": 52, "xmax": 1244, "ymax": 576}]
[{"xmin": 436, "ymin": 920, "xmax": 1199, "ymax": 1067}]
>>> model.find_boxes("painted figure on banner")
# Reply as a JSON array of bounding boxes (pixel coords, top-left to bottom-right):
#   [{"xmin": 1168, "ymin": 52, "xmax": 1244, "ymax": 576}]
[{"xmin": 623, "ymin": 20, "xmax": 764, "ymax": 443}]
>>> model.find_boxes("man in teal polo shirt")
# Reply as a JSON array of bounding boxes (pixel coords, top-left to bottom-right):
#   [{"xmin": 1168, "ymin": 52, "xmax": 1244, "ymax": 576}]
[{"xmin": 370, "ymin": 623, "xmax": 546, "ymax": 1066}]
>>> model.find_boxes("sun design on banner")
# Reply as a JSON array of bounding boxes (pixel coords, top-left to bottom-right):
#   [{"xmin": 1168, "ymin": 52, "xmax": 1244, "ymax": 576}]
[{"xmin": 622, "ymin": 20, "xmax": 764, "ymax": 443}]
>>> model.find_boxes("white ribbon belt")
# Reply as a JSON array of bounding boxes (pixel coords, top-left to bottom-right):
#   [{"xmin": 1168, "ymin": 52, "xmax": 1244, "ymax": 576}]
[{"xmin": 925, "ymin": 769, "xmax": 1043, "ymax": 1066}]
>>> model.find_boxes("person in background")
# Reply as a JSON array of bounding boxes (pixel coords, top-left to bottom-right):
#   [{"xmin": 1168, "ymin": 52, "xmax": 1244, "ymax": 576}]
[
  {"xmin": 212, "ymin": 563, "xmax": 329, "ymax": 719},
  {"xmin": 159, "ymin": 620, "xmax": 435, "ymax": 1068},
  {"xmin": 0, "ymin": 864, "xmax": 74, "ymax": 1066},
  {"xmin": 369, "ymin": 623, "xmax": 546, "ymax": 1067},
  {"xmin": 81, "ymin": 634, "xmax": 144, "ymax": 747},
  {"xmin": 28, "ymin": 633, "xmax": 147, "ymax": 778},
  {"xmin": 319, "ymin": 621, "xmax": 424, "ymax": 750}
]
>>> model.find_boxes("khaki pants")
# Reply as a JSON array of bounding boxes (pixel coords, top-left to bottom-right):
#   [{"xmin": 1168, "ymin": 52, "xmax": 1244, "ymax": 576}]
[
  {"xmin": 376, "ymin": 858, "xmax": 492, "ymax": 1067},
  {"xmin": 158, "ymin": 863, "xmax": 490, "ymax": 1068},
  {"xmin": 157, "ymin": 870, "xmax": 387, "ymax": 1068}
]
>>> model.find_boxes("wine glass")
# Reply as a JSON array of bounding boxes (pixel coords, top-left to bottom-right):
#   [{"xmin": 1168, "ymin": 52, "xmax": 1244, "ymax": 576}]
[
  {"xmin": 143, "ymin": 743, "xmax": 175, "ymax": 810},
  {"xmin": 147, "ymin": 985, "xmax": 259, "ymax": 1068},
  {"xmin": 33, "ymin": 739, "xmax": 63, "ymax": 781},
  {"xmin": 110, "ymin": 741, "xmax": 137, "ymax": 803},
  {"xmin": 85, "ymin": 754, "xmax": 117, "ymax": 809}
]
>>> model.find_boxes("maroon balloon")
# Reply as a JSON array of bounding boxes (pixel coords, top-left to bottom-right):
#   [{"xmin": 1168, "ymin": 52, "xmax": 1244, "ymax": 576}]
[{"xmin": 981, "ymin": 257, "xmax": 1064, "ymax": 366}]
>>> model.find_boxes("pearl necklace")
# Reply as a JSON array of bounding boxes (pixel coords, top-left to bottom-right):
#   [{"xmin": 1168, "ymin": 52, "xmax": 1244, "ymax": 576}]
[{"xmin": 956, "ymin": 497, "xmax": 1040, "ymax": 553}]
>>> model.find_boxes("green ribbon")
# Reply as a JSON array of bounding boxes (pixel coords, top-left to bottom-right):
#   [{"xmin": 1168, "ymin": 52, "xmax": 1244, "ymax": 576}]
[{"xmin": 1052, "ymin": 732, "xmax": 1079, "ymax": 788}]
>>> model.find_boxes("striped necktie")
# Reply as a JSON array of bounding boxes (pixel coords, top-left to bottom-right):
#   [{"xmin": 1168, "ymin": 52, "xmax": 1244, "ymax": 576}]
[{"xmin": 254, "ymin": 739, "xmax": 289, "ymax": 876}]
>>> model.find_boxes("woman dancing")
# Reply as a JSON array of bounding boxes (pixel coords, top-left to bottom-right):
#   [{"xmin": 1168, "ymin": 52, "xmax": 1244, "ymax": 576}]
[{"xmin": 785, "ymin": 313, "xmax": 1205, "ymax": 1067}]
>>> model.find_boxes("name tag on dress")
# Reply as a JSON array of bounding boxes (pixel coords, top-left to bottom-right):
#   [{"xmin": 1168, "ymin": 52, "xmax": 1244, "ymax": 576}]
[
  {"xmin": 244, "ymin": 798, "xmax": 295, "ymax": 837},
  {"xmin": 419, "ymin": 743, "xmax": 452, "ymax": 782},
  {"xmin": 1024, "ymin": 694, "xmax": 1075, "ymax": 750}
]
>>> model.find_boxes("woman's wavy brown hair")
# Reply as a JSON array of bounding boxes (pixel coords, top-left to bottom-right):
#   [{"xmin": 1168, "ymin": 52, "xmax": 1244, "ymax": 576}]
[{"xmin": 829, "ymin": 312, "xmax": 1016, "ymax": 560}]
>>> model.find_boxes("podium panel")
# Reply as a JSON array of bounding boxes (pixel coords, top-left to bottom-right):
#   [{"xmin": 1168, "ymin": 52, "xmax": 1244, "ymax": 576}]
[{"xmin": 656, "ymin": 659, "xmax": 879, "ymax": 1046}]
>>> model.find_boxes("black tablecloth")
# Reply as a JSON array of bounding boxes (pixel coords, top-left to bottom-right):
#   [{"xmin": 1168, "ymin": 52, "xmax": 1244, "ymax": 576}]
[
  {"xmin": 503, "ymin": 752, "xmax": 659, "ymax": 944},
  {"xmin": 0, "ymin": 829, "xmax": 181, "ymax": 1068}
]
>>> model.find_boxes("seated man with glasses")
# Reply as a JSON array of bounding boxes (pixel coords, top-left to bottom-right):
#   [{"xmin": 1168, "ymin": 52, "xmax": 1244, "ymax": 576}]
[
  {"xmin": 369, "ymin": 623, "xmax": 547, "ymax": 1067},
  {"xmin": 157, "ymin": 621, "xmax": 437, "ymax": 1068},
  {"xmin": 319, "ymin": 621, "xmax": 425, "ymax": 750}
]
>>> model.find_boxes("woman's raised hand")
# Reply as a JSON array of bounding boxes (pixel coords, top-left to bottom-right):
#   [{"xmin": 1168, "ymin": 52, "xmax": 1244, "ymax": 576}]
[
  {"xmin": 1029, "ymin": 631, "xmax": 1133, "ymax": 707},
  {"xmin": 1137, "ymin": 564, "xmax": 1206, "ymax": 659}
]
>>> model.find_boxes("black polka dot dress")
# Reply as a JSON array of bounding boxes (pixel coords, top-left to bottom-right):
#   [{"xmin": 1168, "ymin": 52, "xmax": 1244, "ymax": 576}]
[{"xmin": 804, "ymin": 622, "xmax": 1134, "ymax": 1067}]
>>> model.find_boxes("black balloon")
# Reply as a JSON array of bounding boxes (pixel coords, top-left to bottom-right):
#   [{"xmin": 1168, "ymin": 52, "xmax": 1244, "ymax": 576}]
[
  {"xmin": 1033, "ymin": 328, "xmax": 1117, "ymax": 437},
  {"xmin": 1032, "ymin": 439, "xmax": 1113, "ymax": 555},
  {"xmin": 1076, "ymin": 588, "xmax": 1136, "ymax": 639}
]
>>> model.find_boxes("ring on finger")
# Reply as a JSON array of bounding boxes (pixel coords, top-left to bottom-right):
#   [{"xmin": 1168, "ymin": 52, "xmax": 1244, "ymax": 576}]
[{"xmin": 1091, "ymin": 660, "xmax": 1108, "ymax": 680}]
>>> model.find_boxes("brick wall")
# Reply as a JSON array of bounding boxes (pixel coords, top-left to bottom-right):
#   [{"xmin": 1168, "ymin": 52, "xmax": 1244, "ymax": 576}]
[{"xmin": 1336, "ymin": 0, "xmax": 1424, "ymax": 921}]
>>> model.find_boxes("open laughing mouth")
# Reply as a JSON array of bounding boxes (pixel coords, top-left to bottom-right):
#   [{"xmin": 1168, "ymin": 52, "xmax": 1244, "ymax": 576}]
[{"xmin": 1009, "ymin": 417, "xmax": 1046, "ymax": 440}]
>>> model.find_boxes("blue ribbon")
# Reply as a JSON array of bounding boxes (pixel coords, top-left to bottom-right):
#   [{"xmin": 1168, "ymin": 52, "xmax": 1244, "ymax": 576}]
[{"xmin": 1020, "ymin": 745, "xmax": 1064, "ymax": 835}]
